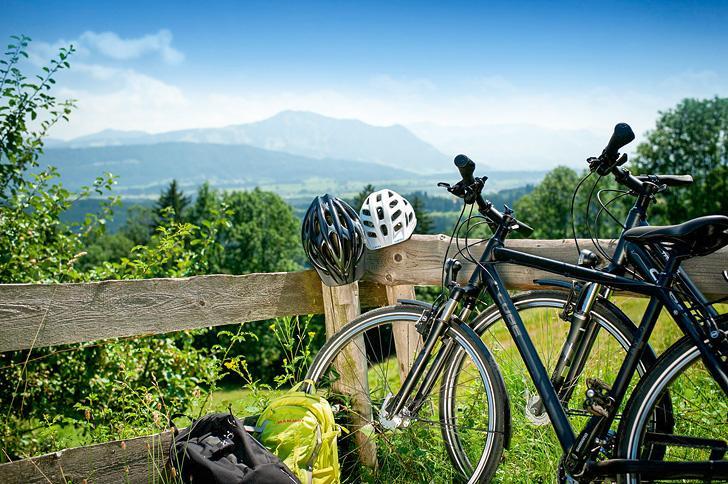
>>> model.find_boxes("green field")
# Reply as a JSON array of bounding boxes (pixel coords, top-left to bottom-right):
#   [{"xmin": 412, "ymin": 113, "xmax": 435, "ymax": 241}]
[{"xmin": 19, "ymin": 296, "xmax": 725, "ymax": 483}]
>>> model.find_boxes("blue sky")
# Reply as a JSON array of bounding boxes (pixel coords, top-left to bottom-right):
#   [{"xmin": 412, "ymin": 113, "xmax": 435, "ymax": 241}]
[{"xmin": 3, "ymin": 0, "xmax": 727, "ymax": 166}]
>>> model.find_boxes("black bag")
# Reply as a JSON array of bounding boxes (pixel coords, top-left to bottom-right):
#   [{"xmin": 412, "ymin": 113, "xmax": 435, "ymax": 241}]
[{"xmin": 169, "ymin": 412, "xmax": 300, "ymax": 484}]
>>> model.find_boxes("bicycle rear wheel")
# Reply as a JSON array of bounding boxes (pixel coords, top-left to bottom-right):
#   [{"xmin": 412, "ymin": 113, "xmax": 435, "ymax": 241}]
[
  {"xmin": 305, "ymin": 304, "xmax": 507, "ymax": 483},
  {"xmin": 616, "ymin": 317, "xmax": 728, "ymax": 483}
]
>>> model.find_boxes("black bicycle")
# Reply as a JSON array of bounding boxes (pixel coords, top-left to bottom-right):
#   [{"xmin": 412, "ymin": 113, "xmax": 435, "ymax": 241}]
[{"xmin": 305, "ymin": 125, "xmax": 728, "ymax": 482}]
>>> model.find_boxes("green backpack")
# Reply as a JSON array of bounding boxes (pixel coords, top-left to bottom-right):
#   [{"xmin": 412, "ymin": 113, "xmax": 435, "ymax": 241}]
[{"xmin": 256, "ymin": 381, "xmax": 341, "ymax": 484}]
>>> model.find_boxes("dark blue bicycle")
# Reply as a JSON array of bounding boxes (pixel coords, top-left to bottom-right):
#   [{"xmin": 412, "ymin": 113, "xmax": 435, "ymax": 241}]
[{"xmin": 306, "ymin": 124, "xmax": 728, "ymax": 482}]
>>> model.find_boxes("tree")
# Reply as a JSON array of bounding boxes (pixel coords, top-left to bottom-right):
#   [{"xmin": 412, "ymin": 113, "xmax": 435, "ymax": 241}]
[
  {"xmin": 220, "ymin": 188, "xmax": 302, "ymax": 274},
  {"xmin": 189, "ymin": 181, "xmax": 219, "ymax": 223},
  {"xmin": 0, "ymin": 37, "xmax": 219, "ymax": 460},
  {"xmin": 632, "ymin": 97, "xmax": 728, "ymax": 223},
  {"xmin": 154, "ymin": 179, "xmax": 190, "ymax": 224},
  {"xmin": 1, "ymin": 35, "xmax": 75, "ymax": 199},
  {"xmin": 349, "ymin": 184, "xmax": 376, "ymax": 210},
  {"xmin": 514, "ymin": 166, "xmax": 581, "ymax": 239},
  {"xmin": 411, "ymin": 195, "xmax": 434, "ymax": 234}
]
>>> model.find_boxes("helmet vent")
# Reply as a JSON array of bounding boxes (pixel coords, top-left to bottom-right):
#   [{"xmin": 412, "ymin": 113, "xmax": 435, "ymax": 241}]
[
  {"xmin": 392, "ymin": 209, "xmax": 402, "ymax": 220},
  {"xmin": 393, "ymin": 222, "xmax": 403, "ymax": 232},
  {"xmin": 362, "ymin": 209, "xmax": 371, "ymax": 216},
  {"xmin": 376, "ymin": 207, "xmax": 384, "ymax": 220},
  {"xmin": 367, "ymin": 231, "xmax": 377, "ymax": 238},
  {"xmin": 363, "ymin": 220, "xmax": 374, "ymax": 228},
  {"xmin": 376, "ymin": 193, "xmax": 382, "ymax": 202},
  {"xmin": 380, "ymin": 224, "xmax": 388, "ymax": 236},
  {"xmin": 389, "ymin": 199, "xmax": 398, "ymax": 208},
  {"xmin": 408, "ymin": 212, "xmax": 414, "ymax": 222}
]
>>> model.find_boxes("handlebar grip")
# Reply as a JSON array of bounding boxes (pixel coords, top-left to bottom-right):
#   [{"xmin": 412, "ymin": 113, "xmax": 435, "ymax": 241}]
[
  {"xmin": 454, "ymin": 154, "xmax": 476, "ymax": 185},
  {"xmin": 603, "ymin": 123, "xmax": 635, "ymax": 161}
]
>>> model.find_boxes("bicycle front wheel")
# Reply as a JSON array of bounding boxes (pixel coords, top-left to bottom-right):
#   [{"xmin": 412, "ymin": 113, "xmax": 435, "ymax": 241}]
[
  {"xmin": 305, "ymin": 304, "xmax": 508, "ymax": 483},
  {"xmin": 450, "ymin": 289, "xmax": 660, "ymax": 482}
]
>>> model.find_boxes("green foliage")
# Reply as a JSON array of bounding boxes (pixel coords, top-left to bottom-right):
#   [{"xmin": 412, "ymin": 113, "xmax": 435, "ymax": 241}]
[
  {"xmin": 155, "ymin": 179, "xmax": 190, "ymax": 225},
  {"xmin": 514, "ymin": 166, "xmax": 581, "ymax": 239},
  {"xmin": 514, "ymin": 166, "xmax": 622, "ymax": 241},
  {"xmin": 219, "ymin": 188, "xmax": 303, "ymax": 274},
  {"xmin": 0, "ymin": 36, "xmax": 228, "ymax": 460},
  {"xmin": 633, "ymin": 97, "xmax": 728, "ymax": 223},
  {"xmin": 410, "ymin": 195, "xmax": 434, "ymax": 234},
  {"xmin": 1, "ymin": 35, "xmax": 75, "ymax": 196},
  {"xmin": 349, "ymin": 183, "xmax": 376, "ymax": 210}
]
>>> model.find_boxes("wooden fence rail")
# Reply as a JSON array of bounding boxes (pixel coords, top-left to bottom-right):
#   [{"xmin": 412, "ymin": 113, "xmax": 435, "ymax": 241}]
[{"xmin": 1, "ymin": 235, "xmax": 726, "ymax": 482}]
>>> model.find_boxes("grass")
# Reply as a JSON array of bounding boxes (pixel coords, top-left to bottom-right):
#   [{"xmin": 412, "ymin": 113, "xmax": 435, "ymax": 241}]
[
  {"xmin": 303, "ymin": 296, "xmax": 726, "ymax": 483},
  {"xmin": 12, "ymin": 296, "xmax": 724, "ymax": 483}
]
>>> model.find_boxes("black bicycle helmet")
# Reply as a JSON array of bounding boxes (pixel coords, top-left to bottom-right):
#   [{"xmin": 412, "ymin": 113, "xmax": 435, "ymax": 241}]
[{"xmin": 302, "ymin": 194, "xmax": 367, "ymax": 287}]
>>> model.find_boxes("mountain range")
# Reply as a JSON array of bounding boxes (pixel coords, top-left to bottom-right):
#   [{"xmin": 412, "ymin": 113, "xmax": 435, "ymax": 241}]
[
  {"xmin": 48, "ymin": 111, "xmax": 450, "ymax": 173},
  {"xmin": 41, "ymin": 111, "xmax": 553, "ymax": 198},
  {"xmin": 40, "ymin": 141, "xmax": 414, "ymax": 195}
]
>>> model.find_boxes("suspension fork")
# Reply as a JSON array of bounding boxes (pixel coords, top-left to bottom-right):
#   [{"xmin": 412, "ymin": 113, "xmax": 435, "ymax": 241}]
[
  {"xmin": 384, "ymin": 295, "xmax": 464, "ymax": 418},
  {"xmin": 529, "ymin": 282, "xmax": 604, "ymax": 416},
  {"xmin": 553, "ymin": 282, "xmax": 603, "ymax": 402},
  {"xmin": 406, "ymin": 304, "xmax": 475, "ymax": 415}
]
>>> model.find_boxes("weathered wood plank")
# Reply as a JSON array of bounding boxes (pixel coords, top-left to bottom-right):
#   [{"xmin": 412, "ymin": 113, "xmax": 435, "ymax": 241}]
[
  {"xmin": 0, "ymin": 272, "xmax": 387, "ymax": 353},
  {"xmin": 0, "ymin": 431, "xmax": 171, "ymax": 483},
  {"xmin": 322, "ymin": 282, "xmax": 378, "ymax": 468},
  {"xmin": 1, "ymin": 236, "xmax": 726, "ymax": 353},
  {"xmin": 386, "ymin": 285, "xmax": 420, "ymax": 383},
  {"xmin": 366, "ymin": 235, "xmax": 728, "ymax": 297}
]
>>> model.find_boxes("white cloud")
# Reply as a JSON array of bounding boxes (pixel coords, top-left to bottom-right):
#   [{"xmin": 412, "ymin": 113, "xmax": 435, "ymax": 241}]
[
  {"xmin": 79, "ymin": 30, "xmax": 184, "ymax": 64},
  {"xmin": 27, "ymin": 30, "xmax": 183, "ymax": 66},
  {"xmin": 51, "ymin": 69, "xmax": 188, "ymax": 138},
  {"xmin": 44, "ymin": 59, "xmax": 728, "ymax": 171}
]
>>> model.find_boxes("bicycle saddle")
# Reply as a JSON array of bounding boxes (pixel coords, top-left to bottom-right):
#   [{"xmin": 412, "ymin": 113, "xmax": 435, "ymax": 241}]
[{"xmin": 623, "ymin": 215, "xmax": 728, "ymax": 257}]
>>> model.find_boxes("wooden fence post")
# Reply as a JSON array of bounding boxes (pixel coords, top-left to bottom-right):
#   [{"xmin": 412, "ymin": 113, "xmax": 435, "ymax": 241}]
[
  {"xmin": 385, "ymin": 285, "xmax": 420, "ymax": 384},
  {"xmin": 321, "ymin": 281, "xmax": 378, "ymax": 469}
]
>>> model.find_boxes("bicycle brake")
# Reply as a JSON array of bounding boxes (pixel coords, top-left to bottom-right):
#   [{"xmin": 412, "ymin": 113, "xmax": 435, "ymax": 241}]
[
  {"xmin": 415, "ymin": 309, "xmax": 434, "ymax": 336},
  {"xmin": 559, "ymin": 281, "xmax": 582, "ymax": 322}
]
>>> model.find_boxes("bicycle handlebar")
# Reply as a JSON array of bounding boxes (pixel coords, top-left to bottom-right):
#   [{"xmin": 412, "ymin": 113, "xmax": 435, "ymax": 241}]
[
  {"xmin": 602, "ymin": 123, "xmax": 635, "ymax": 162},
  {"xmin": 454, "ymin": 154, "xmax": 476, "ymax": 185},
  {"xmin": 589, "ymin": 123, "xmax": 691, "ymax": 196},
  {"xmin": 450, "ymin": 155, "xmax": 534, "ymax": 237}
]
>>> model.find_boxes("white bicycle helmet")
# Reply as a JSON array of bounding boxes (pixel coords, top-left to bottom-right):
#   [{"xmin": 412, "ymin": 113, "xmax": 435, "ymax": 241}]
[{"xmin": 359, "ymin": 189, "xmax": 417, "ymax": 250}]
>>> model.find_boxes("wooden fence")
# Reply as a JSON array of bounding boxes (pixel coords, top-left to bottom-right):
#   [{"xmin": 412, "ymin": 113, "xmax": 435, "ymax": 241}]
[{"xmin": 1, "ymin": 235, "xmax": 726, "ymax": 483}]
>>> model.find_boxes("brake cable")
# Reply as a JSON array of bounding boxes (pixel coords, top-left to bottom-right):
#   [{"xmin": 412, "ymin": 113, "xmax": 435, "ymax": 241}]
[{"xmin": 570, "ymin": 172, "xmax": 593, "ymax": 255}]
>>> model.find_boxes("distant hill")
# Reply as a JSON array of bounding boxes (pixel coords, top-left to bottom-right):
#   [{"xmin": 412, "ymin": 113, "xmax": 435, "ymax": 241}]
[
  {"xmin": 40, "ymin": 142, "xmax": 414, "ymax": 194},
  {"xmin": 54, "ymin": 111, "xmax": 450, "ymax": 173}
]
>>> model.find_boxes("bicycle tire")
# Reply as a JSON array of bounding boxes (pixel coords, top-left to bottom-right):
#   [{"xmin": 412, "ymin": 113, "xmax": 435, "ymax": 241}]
[
  {"xmin": 615, "ymin": 316, "xmax": 728, "ymax": 483},
  {"xmin": 444, "ymin": 289, "xmax": 661, "ymax": 481},
  {"xmin": 305, "ymin": 304, "xmax": 508, "ymax": 483}
]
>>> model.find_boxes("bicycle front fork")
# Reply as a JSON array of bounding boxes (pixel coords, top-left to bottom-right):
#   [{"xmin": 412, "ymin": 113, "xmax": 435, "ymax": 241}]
[
  {"xmin": 382, "ymin": 296, "xmax": 471, "ymax": 423},
  {"xmin": 531, "ymin": 282, "xmax": 607, "ymax": 417}
]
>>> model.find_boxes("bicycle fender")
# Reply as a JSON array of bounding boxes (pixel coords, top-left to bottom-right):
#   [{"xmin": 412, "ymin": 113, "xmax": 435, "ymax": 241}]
[
  {"xmin": 533, "ymin": 278, "xmax": 572, "ymax": 290},
  {"xmin": 397, "ymin": 299, "xmax": 433, "ymax": 309}
]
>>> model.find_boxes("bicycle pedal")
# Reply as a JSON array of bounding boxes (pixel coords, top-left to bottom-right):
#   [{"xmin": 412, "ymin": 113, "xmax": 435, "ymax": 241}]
[
  {"xmin": 524, "ymin": 389, "xmax": 551, "ymax": 426},
  {"xmin": 584, "ymin": 378, "xmax": 613, "ymax": 418}
]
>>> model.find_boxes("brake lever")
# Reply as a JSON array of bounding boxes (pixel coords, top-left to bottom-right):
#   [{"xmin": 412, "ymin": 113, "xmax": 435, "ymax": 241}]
[
  {"xmin": 588, "ymin": 153, "xmax": 630, "ymax": 176},
  {"xmin": 439, "ymin": 179, "xmax": 481, "ymax": 203}
]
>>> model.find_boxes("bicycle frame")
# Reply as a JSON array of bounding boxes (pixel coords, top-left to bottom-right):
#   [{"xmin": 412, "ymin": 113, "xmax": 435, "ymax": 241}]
[
  {"xmin": 383, "ymin": 219, "xmax": 728, "ymax": 479},
  {"xmin": 542, "ymin": 187, "xmax": 721, "ymax": 410}
]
